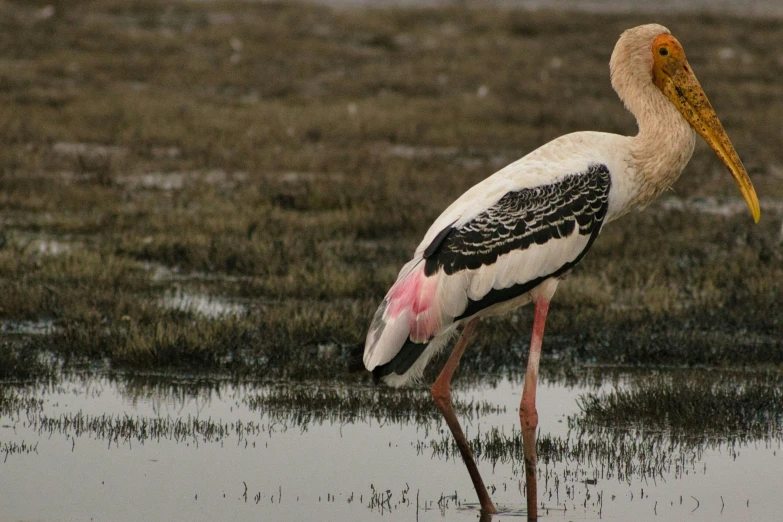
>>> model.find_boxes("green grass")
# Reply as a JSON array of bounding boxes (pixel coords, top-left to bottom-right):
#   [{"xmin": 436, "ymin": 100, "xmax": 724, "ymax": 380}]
[{"xmin": 0, "ymin": 1, "xmax": 781, "ymax": 380}]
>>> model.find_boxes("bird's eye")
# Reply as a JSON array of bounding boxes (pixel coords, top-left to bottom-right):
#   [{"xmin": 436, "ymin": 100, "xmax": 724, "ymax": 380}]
[{"xmin": 659, "ymin": 48, "xmax": 669, "ymax": 56}]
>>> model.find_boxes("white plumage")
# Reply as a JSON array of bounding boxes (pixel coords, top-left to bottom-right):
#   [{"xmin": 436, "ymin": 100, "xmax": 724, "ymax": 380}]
[
  {"xmin": 355, "ymin": 24, "xmax": 760, "ymax": 517},
  {"xmin": 361, "ymin": 24, "xmax": 759, "ymax": 388},
  {"xmin": 363, "ymin": 133, "xmax": 634, "ymax": 383}
]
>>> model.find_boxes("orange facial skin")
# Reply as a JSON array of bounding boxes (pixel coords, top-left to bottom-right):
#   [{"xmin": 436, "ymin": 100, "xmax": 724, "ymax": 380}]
[{"xmin": 651, "ymin": 33, "xmax": 760, "ymax": 223}]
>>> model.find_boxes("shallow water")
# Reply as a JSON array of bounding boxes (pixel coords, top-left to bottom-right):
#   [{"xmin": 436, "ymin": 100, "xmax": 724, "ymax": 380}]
[{"xmin": 1, "ymin": 371, "xmax": 781, "ymax": 521}]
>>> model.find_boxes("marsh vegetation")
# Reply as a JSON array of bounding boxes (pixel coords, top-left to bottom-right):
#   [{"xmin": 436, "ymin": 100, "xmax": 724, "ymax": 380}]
[
  {"xmin": 1, "ymin": 0, "xmax": 781, "ymax": 380},
  {"xmin": 0, "ymin": 1, "xmax": 781, "ymax": 520}
]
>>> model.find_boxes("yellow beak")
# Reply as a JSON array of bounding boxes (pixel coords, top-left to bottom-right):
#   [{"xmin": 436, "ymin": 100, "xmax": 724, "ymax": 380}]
[{"xmin": 652, "ymin": 34, "xmax": 760, "ymax": 223}]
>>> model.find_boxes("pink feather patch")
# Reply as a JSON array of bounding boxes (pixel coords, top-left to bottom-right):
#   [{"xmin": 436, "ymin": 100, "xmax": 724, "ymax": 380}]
[{"xmin": 386, "ymin": 266, "xmax": 441, "ymax": 342}]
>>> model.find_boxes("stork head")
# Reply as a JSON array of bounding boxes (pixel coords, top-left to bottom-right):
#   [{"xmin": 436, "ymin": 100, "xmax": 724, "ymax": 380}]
[{"xmin": 610, "ymin": 24, "xmax": 760, "ymax": 223}]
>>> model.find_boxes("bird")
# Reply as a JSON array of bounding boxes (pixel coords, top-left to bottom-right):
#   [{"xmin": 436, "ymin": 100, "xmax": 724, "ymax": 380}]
[{"xmin": 353, "ymin": 23, "xmax": 760, "ymax": 520}]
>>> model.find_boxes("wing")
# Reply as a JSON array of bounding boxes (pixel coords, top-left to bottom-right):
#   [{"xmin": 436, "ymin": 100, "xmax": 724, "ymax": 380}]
[
  {"xmin": 362, "ymin": 163, "xmax": 612, "ymax": 378},
  {"xmin": 424, "ymin": 163, "xmax": 611, "ymax": 319}
]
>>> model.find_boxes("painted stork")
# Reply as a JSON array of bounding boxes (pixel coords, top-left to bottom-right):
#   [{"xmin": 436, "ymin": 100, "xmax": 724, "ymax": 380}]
[{"xmin": 354, "ymin": 24, "xmax": 760, "ymax": 519}]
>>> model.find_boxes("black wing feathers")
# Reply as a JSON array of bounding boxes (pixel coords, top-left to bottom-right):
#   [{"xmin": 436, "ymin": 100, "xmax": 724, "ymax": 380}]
[
  {"xmin": 371, "ymin": 339, "xmax": 427, "ymax": 379},
  {"xmin": 422, "ymin": 221, "xmax": 456, "ymax": 258},
  {"xmin": 424, "ymin": 164, "xmax": 611, "ymax": 276},
  {"xmin": 367, "ymin": 165, "xmax": 612, "ymax": 378}
]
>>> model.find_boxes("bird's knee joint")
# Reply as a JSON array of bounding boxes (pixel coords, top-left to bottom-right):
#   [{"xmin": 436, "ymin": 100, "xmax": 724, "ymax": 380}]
[
  {"xmin": 431, "ymin": 385, "xmax": 451, "ymax": 409},
  {"xmin": 519, "ymin": 405, "xmax": 538, "ymax": 429}
]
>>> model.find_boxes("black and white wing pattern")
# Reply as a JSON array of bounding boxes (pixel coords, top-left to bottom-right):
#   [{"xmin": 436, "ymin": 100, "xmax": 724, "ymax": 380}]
[
  {"xmin": 424, "ymin": 164, "xmax": 611, "ymax": 319},
  {"xmin": 361, "ymin": 162, "xmax": 612, "ymax": 383}
]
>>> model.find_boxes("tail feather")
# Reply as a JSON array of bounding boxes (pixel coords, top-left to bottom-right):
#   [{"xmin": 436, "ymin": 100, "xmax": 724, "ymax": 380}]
[
  {"xmin": 363, "ymin": 297, "xmax": 412, "ymax": 370},
  {"xmin": 362, "ymin": 259, "xmax": 454, "ymax": 386},
  {"xmin": 371, "ymin": 339, "xmax": 428, "ymax": 379},
  {"xmin": 379, "ymin": 327, "xmax": 457, "ymax": 387}
]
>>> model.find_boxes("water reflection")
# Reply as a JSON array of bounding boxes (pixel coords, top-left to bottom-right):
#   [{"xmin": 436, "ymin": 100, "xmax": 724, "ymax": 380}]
[{"xmin": 0, "ymin": 368, "xmax": 781, "ymax": 521}]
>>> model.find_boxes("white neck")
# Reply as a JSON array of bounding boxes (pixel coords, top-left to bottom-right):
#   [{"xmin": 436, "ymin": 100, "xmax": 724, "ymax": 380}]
[
  {"xmin": 610, "ymin": 24, "xmax": 696, "ymax": 211},
  {"xmin": 627, "ymin": 84, "xmax": 695, "ymax": 209}
]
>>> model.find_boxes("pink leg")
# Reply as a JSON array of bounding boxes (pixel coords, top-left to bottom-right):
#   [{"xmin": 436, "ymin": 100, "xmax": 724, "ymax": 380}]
[
  {"xmin": 520, "ymin": 298, "xmax": 550, "ymax": 521},
  {"xmin": 431, "ymin": 318, "xmax": 498, "ymax": 515}
]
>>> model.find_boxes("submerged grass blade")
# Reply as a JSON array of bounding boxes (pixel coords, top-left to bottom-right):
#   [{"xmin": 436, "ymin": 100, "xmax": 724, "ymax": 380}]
[
  {"xmin": 423, "ymin": 370, "xmax": 783, "ymax": 484},
  {"xmin": 575, "ymin": 372, "xmax": 783, "ymax": 439},
  {"xmin": 245, "ymin": 384, "xmax": 506, "ymax": 428}
]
